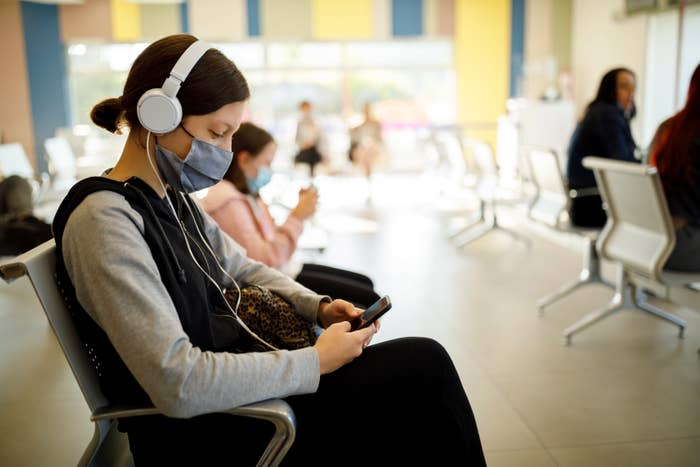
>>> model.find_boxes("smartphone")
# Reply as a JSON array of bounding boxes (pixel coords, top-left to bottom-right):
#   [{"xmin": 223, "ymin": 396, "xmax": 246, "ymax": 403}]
[{"xmin": 351, "ymin": 295, "xmax": 392, "ymax": 331}]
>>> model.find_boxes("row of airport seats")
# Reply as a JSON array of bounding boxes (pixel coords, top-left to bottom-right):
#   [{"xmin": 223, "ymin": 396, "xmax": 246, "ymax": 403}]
[
  {"xmin": 0, "ymin": 138, "xmax": 78, "ymax": 203},
  {"xmin": 424, "ymin": 131, "xmax": 699, "ymax": 345},
  {"xmin": 425, "ymin": 128, "xmax": 531, "ymax": 247},
  {"xmin": 524, "ymin": 147, "xmax": 699, "ymax": 345}
]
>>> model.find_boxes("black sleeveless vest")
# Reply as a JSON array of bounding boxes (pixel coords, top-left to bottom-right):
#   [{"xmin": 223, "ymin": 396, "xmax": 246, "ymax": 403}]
[{"xmin": 52, "ymin": 177, "xmax": 244, "ymax": 410}]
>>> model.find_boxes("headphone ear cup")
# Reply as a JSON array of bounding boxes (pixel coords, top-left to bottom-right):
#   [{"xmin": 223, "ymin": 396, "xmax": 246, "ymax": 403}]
[{"xmin": 137, "ymin": 88, "xmax": 183, "ymax": 134}]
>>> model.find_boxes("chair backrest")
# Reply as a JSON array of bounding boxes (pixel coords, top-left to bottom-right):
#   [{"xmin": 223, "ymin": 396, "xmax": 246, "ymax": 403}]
[
  {"xmin": 583, "ymin": 157, "xmax": 675, "ymax": 282},
  {"xmin": 432, "ymin": 129, "xmax": 470, "ymax": 178},
  {"xmin": 0, "ymin": 142, "xmax": 35, "ymax": 180},
  {"xmin": 462, "ymin": 137, "xmax": 498, "ymax": 177},
  {"xmin": 525, "ymin": 147, "xmax": 569, "ymax": 227},
  {"xmin": 0, "ymin": 240, "xmax": 109, "ymax": 413},
  {"xmin": 44, "ymin": 137, "xmax": 77, "ymax": 181}
]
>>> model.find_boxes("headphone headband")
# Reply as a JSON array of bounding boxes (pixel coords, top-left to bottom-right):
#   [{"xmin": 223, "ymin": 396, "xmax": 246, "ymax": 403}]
[{"xmin": 162, "ymin": 40, "xmax": 211, "ymax": 97}]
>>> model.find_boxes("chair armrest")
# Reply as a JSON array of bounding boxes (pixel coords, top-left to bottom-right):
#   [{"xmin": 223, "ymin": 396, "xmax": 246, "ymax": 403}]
[
  {"xmin": 91, "ymin": 404, "xmax": 161, "ymax": 421},
  {"xmin": 91, "ymin": 399, "xmax": 297, "ymax": 466},
  {"xmin": 0, "ymin": 261, "xmax": 27, "ymax": 283},
  {"xmin": 569, "ymin": 187, "xmax": 600, "ymax": 199},
  {"xmin": 91, "ymin": 398, "xmax": 296, "ymax": 427}
]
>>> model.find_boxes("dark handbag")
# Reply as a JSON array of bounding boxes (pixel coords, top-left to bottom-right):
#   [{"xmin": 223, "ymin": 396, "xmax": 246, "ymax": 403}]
[{"xmin": 224, "ymin": 285, "xmax": 317, "ymax": 352}]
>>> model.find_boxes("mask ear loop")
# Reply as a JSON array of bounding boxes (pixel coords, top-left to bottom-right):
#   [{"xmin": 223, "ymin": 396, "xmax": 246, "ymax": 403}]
[{"xmin": 145, "ymin": 129, "xmax": 278, "ymax": 351}]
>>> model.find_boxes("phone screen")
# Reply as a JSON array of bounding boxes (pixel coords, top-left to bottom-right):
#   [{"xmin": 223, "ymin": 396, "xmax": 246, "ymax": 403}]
[{"xmin": 352, "ymin": 295, "xmax": 391, "ymax": 330}]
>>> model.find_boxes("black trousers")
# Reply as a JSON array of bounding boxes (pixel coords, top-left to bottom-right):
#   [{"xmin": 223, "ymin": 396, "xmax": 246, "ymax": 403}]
[
  {"xmin": 294, "ymin": 147, "xmax": 322, "ymax": 176},
  {"xmin": 126, "ymin": 338, "xmax": 487, "ymax": 466},
  {"xmin": 569, "ymin": 194, "xmax": 607, "ymax": 228},
  {"xmin": 295, "ymin": 263, "xmax": 380, "ymax": 308}
]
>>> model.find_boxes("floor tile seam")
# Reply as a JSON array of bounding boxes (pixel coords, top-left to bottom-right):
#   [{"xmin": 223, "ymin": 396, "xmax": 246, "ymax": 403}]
[
  {"xmin": 542, "ymin": 434, "xmax": 700, "ymax": 450},
  {"xmin": 467, "ymin": 353, "xmax": 555, "ymax": 461}
]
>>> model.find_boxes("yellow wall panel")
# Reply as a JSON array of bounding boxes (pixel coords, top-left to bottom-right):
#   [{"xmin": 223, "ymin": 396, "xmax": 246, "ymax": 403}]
[
  {"xmin": 312, "ymin": 0, "xmax": 373, "ymax": 39},
  {"xmin": 111, "ymin": 0, "xmax": 140, "ymax": 42},
  {"xmin": 454, "ymin": 0, "xmax": 510, "ymax": 150}
]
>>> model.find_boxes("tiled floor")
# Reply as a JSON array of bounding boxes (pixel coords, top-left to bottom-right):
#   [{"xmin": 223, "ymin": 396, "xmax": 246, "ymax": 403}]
[{"xmin": 1, "ymin": 172, "xmax": 699, "ymax": 466}]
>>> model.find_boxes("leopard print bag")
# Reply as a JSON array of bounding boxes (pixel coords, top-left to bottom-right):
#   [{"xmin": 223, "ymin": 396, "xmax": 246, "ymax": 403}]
[{"xmin": 224, "ymin": 285, "xmax": 317, "ymax": 352}]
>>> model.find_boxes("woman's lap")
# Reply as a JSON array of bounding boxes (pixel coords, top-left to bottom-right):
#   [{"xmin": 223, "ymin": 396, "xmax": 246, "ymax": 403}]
[{"xmin": 127, "ymin": 337, "xmax": 485, "ymax": 466}]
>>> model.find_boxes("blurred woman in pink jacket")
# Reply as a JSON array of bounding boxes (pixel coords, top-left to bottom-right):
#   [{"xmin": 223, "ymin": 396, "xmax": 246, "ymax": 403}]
[{"xmin": 200, "ymin": 122, "xmax": 379, "ymax": 307}]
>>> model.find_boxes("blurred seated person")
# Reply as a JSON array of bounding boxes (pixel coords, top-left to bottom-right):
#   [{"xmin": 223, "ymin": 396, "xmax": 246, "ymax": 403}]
[
  {"xmin": 200, "ymin": 122, "xmax": 380, "ymax": 307},
  {"xmin": 0, "ymin": 175, "xmax": 52, "ymax": 256},
  {"xmin": 648, "ymin": 62, "xmax": 700, "ymax": 272},
  {"xmin": 294, "ymin": 101, "xmax": 324, "ymax": 176},
  {"xmin": 349, "ymin": 102, "xmax": 386, "ymax": 178},
  {"xmin": 566, "ymin": 68, "xmax": 639, "ymax": 227}
]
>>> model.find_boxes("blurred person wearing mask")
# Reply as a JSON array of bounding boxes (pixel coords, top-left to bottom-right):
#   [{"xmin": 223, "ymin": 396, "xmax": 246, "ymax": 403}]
[{"xmin": 200, "ymin": 122, "xmax": 380, "ymax": 307}]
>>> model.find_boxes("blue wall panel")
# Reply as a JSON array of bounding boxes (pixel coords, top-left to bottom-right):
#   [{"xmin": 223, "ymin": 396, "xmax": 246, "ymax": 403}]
[
  {"xmin": 510, "ymin": 0, "xmax": 525, "ymax": 97},
  {"xmin": 247, "ymin": 0, "xmax": 261, "ymax": 36},
  {"xmin": 180, "ymin": 1, "xmax": 189, "ymax": 33},
  {"xmin": 392, "ymin": 0, "xmax": 423, "ymax": 36},
  {"xmin": 20, "ymin": 1, "xmax": 69, "ymax": 173}
]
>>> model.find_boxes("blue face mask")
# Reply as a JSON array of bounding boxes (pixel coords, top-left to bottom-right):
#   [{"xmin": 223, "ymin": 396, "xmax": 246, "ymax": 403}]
[
  {"xmin": 155, "ymin": 128, "xmax": 233, "ymax": 193},
  {"xmin": 246, "ymin": 166, "xmax": 272, "ymax": 194}
]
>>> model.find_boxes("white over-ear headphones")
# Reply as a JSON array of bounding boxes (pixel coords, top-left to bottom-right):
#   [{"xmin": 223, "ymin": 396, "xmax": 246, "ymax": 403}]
[{"xmin": 136, "ymin": 39, "xmax": 211, "ymax": 134}]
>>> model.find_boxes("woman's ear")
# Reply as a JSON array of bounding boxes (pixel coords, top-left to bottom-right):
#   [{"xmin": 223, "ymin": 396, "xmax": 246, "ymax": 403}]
[
  {"xmin": 237, "ymin": 150, "xmax": 252, "ymax": 168},
  {"xmin": 237, "ymin": 150, "xmax": 257, "ymax": 178}
]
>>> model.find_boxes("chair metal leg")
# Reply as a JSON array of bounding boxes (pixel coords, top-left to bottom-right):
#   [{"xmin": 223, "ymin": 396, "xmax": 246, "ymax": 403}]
[
  {"xmin": 563, "ymin": 266, "xmax": 687, "ymax": 345},
  {"xmin": 636, "ymin": 292, "xmax": 686, "ymax": 338},
  {"xmin": 455, "ymin": 216, "xmax": 496, "ymax": 246},
  {"xmin": 229, "ymin": 399, "xmax": 297, "ymax": 467},
  {"xmin": 539, "ymin": 236, "xmax": 613, "ymax": 314},
  {"xmin": 563, "ymin": 285, "xmax": 626, "ymax": 346},
  {"xmin": 538, "ymin": 275, "xmax": 589, "ymax": 315},
  {"xmin": 449, "ymin": 200, "xmax": 485, "ymax": 239},
  {"xmin": 454, "ymin": 200, "xmax": 531, "ymax": 248},
  {"xmin": 491, "ymin": 215, "xmax": 532, "ymax": 247},
  {"xmin": 77, "ymin": 422, "xmax": 102, "ymax": 467}
]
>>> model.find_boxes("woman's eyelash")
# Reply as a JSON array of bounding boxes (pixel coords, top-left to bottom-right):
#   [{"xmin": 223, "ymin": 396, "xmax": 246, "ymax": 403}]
[{"xmin": 211, "ymin": 131, "xmax": 225, "ymax": 138}]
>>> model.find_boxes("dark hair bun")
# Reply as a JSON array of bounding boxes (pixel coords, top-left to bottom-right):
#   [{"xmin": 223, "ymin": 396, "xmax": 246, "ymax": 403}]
[{"xmin": 90, "ymin": 97, "xmax": 124, "ymax": 133}]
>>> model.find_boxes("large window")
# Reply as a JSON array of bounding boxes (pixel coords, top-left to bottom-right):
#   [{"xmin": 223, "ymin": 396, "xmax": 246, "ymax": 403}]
[{"xmin": 67, "ymin": 39, "xmax": 455, "ymax": 170}]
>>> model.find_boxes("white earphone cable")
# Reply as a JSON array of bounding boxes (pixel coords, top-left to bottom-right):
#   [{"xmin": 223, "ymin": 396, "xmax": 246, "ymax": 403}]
[{"xmin": 144, "ymin": 131, "xmax": 278, "ymax": 351}]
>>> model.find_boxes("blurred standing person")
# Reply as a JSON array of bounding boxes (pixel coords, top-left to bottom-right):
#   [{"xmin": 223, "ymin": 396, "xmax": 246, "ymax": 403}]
[
  {"xmin": 349, "ymin": 102, "xmax": 385, "ymax": 179},
  {"xmin": 294, "ymin": 101, "xmax": 323, "ymax": 176},
  {"xmin": 566, "ymin": 68, "xmax": 639, "ymax": 227}
]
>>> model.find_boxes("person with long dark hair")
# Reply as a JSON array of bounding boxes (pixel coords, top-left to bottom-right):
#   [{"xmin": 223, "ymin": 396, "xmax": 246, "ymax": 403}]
[
  {"xmin": 649, "ymin": 63, "xmax": 700, "ymax": 271},
  {"xmin": 566, "ymin": 68, "xmax": 639, "ymax": 227},
  {"xmin": 50, "ymin": 34, "xmax": 486, "ymax": 465},
  {"xmin": 200, "ymin": 121, "xmax": 380, "ymax": 307}
]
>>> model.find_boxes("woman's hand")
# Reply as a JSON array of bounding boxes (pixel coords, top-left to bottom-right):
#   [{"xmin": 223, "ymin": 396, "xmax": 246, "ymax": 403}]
[
  {"xmin": 290, "ymin": 187, "xmax": 318, "ymax": 221},
  {"xmin": 317, "ymin": 299, "xmax": 361, "ymax": 329},
  {"xmin": 313, "ymin": 321, "xmax": 378, "ymax": 374}
]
